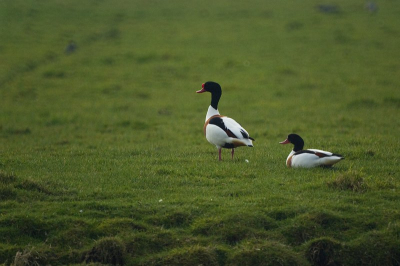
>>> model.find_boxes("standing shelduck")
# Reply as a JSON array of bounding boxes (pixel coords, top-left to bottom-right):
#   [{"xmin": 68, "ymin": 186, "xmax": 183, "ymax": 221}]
[
  {"xmin": 197, "ymin": 81, "xmax": 254, "ymax": 161},
  {"xmin": 279, "ymin": 133, "xmax": 344, "ymax": 168}
]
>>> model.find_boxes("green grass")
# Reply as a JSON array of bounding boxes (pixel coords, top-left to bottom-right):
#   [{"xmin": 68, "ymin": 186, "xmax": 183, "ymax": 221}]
[{"xmin": 1, "ymin": 0, "xmax": 400, "ymax": 265}]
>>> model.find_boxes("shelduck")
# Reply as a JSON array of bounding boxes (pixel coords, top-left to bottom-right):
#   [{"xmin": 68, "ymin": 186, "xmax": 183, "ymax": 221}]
[
  {"xmin": 279, "ymin": 133, "xmax": 344, "ymax": 168},
  {"xmin": 197, "ymin": 81, "xmax": 254, "ymax": 161}
]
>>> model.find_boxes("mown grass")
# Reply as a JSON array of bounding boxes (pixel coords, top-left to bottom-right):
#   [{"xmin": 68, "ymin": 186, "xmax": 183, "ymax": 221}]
[{"xmin": 1, "ymin": 0, "xmax": 400, "ymax": 265}]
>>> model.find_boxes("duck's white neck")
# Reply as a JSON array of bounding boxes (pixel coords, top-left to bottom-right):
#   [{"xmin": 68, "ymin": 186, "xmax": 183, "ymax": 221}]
[{"xmin": 205, "ymin": 105, "xmax": 220, "ymax": 121}]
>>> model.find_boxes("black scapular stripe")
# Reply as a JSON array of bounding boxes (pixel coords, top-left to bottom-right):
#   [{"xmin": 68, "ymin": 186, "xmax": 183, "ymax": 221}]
[
  {"xmin": 294, "ymin": 150, "xmax": 328, "ymax": 157},
  {"xmin": 240, "ymin": 129, "xmax": 249, "ymax": 139},
  {"xmin": 209, "ymin": 117, "xmax": 239, "ymax": 138},
  {"xmin": 294, "ymin": 150, "xmax": 344, "ymax": 159},
  {"xmin": 209, "ymin": 117, "xmax": 225, "ymax": 130}
]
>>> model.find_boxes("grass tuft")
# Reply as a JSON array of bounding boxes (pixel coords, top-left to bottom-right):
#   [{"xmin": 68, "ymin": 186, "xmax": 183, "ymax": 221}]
[
  {"xmin": 283, "ymin": 211, "xmax": 348, "ymax": 245},
  {"xmin": 192, "ymin": 211, "xmax": 276, "ymax": 245},
  {"xmin": 126, "ymin": 231, "xmax": 179, "ymax": 258},
  {"xmin": 327, "ymin": 169, "xmax": 369, "ymax": 192},
  {"xmin": 148, "ymin": 245, "xmax": 221, "ymax": 266},
  {"xmin": 50, "ymin": 220, "xmax": 94, "ymax": 249},
  {"xmin": 342, "ymin": 229, "xmax": 400, "ymax": 265},
  {"xmin": 304, "ymin": 237, "xmax": 342, "ymax": 266},
  {"xmin": 228, "ymin": 240, "xmax": 307, "ymax": 266},
  {"xmin": 84, "ymin": 237, "xmax": 126, "ymax": 265}
]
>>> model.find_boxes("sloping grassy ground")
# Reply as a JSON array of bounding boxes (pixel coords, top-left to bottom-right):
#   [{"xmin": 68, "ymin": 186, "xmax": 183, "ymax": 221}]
[{"xmin": 1, "ymin": 0, "xmax": 400, "ymax": 265}]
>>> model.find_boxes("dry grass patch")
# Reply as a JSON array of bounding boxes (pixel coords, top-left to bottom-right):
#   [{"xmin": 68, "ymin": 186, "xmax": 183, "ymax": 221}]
[{"xmin": 12, "ymin": 247, "xmax": 44, "ymax": 266}]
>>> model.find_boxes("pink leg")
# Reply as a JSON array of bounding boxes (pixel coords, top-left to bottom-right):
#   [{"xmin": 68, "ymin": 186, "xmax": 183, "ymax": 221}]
[
  {"xmin": 218, "ymin": 148, "xmax": 222, "ymax": 161},
  {"xmin": 231, "ymin": 148, "xmax": 235, "ymax": 159}
]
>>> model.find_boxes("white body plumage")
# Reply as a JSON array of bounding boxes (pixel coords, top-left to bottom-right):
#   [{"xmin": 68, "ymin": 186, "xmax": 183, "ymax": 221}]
[
  {"xmin": 280, "ymin": 134, "xmax": 344, "ymax": 168},
  {"xmin": 286, "ymin": 149, "xmax": 344, "ymax": 168}
]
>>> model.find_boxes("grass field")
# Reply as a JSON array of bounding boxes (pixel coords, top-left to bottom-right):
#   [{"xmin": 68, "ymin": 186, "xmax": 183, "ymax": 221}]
[{"xmin": 1, "ymin": 0, "xmax": 400, "ymax": 265}]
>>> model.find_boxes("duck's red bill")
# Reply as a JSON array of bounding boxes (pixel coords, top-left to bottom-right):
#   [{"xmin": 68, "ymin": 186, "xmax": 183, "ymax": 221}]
[
  {"xmin": 196, "ymin": 83, "xmax": 206, "ymax": 93},
  {"xmin": 279, "ymin": 139, "xmax": 290, "ymax": 144}
]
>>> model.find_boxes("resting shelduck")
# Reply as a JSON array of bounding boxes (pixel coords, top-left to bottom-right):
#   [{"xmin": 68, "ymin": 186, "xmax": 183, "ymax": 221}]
[
  {"xmin": 279, "ymin": 133, "xmax": 344, "ymax": 168},
  {"xmin": 196, "ymin": 81, "xmax": 254, "ymax": 161}
]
